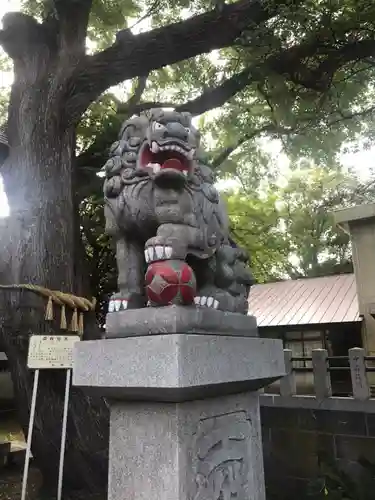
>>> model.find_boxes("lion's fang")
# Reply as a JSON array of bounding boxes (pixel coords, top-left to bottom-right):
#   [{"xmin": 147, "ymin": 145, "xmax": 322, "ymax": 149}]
[{"xmin": 151, "ymin": 141, "xmax": 159, "ymax": 153}]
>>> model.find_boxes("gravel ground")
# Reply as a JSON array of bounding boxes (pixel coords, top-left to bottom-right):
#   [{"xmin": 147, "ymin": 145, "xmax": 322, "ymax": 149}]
[
  {"xmin": 0, "ymin": 466, "xmax": 42, "ymax": 500},
  {"xmin": 0, "ymin": 416, "xmax": 105, "ymax": 500}
]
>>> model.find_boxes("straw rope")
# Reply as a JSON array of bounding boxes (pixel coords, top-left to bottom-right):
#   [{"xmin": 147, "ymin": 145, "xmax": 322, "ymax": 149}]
[{"xmin": 0, "ymin": 284, "xmax": 96, "ymax": 335}]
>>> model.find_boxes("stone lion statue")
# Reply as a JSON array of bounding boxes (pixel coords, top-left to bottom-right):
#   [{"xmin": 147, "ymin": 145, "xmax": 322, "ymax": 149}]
[{"xmin": 103, "ymin": 108, "xmax": 254, "ymax": 315}]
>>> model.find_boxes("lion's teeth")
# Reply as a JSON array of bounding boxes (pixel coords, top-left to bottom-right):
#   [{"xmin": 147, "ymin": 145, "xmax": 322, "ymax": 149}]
[
  {"xmin": 157, "ymin": 144, "xmax": 192, "ymax": 158},
  {"xmin": 188, "ymin": 149, "xmax": 195, "ymax": 160},
  {"xmin": 151, "ymin": 142, "xmax": 159, "ymax": 153},
  {"xmin": 183, "ymin": 171, "xmax": 188, "ymax": 177}
]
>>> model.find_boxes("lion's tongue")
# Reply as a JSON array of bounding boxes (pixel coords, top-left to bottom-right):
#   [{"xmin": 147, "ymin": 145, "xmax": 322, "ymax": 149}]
[{"xmin": 162, "ymin": 158, "xmax": 184, "ymax": 171}]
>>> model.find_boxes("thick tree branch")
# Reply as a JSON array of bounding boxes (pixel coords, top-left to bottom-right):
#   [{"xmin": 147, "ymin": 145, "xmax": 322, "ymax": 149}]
[
  {"xmin": 178, "ymin": 38, "xmax": 375, "ymax": 116},
  {"xmin": 76, "ymin": 37, "xmax": 375, "ymax": 174},
  {"xmin": 270, "ymin": 39, "xmax": 375, "ymax": 91},
  {"xmin": 75, "ymin": 31, "xmax": 375, "ymax": 175},
  {"xmin": 176, "ymin": 66, "xmax": 261, "ymax": 115},
  {"xmin": 0, "ymin": 12, "xmax": 53, "ymax": 61},
  {"xmin": 51, "ymin": 0, "xmax": 93, "ymax": 54},
  {"xmin": 143, "ymin": 40, "xmax": 321, "ymax": 118},
  {"xmin": 65, "ymin": 0, "xmax": 297, "ymax": 122},
  {"xmin": 322, "ymin": 40, "xmax": 375, "ymax": 73},
  {"xmin": 102, "ymin": 38, "xmax": 334, "ymax": 122},
  {"xmin": 65, "ymin": 3, "xmax": 374, "ymax": 124},
  {"xmin": 122, "ymin": 75, "xmax": 149, "ymax": 110}
]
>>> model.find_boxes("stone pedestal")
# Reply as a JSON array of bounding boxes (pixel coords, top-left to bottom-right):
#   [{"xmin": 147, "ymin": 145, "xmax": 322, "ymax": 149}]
[{"xmin": 73, "ymin": 307, "xmax": 285, "ymax": 500}]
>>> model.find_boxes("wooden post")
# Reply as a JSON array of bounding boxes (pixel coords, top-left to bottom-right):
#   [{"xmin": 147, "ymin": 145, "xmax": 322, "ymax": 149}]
[
  {"xmin": 349, "ymin": 348, "xmax": 370, "ymax": 401},
  {"xmin": 280, "ymin": 349, "xmax": 296, "ymax": 397},
  {"xmin": 312, "ymin": 349, "xmax": 332, "ymax": 400}
]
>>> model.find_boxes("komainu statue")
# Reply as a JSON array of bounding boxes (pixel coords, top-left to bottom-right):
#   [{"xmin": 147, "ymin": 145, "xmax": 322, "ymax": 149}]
[{"xmin": 103, "ymin": 108, "xmax": 254, "ymax": 316}]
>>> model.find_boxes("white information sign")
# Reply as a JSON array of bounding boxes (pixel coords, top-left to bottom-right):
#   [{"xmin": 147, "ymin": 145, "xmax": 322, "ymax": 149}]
[{"xmin": 27, "ymin": 335, "xmax": 80, "ymax": 370}]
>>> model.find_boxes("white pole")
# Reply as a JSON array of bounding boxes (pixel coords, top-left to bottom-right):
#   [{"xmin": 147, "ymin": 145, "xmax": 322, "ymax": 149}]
[
  {"xmin": 21, "ymin": 369, "xmax": 40, "ymax": 500},
  {"xmin": 57, "ymin": 369, "xmax": 71, "ymax": 500}
]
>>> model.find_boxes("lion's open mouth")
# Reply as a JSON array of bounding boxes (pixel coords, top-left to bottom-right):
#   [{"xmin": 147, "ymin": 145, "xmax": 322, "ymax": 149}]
[{"xmin": 140, "ymin": 141, "xmax": 195, "ymax": 177}]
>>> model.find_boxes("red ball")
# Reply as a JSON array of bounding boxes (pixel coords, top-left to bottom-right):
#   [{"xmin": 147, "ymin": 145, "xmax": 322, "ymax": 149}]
[{"xmin": 145, "ymin": 260, "xmax": 196, "ymax": 306}]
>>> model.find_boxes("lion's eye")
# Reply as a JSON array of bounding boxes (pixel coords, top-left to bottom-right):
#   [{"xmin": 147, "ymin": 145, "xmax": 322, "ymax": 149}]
[{"xmin": 153, "ymin": 122, "xmax": 164, "ymax": 131}]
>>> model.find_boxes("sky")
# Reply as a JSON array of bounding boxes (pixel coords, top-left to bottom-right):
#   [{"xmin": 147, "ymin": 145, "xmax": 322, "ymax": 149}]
[{"xmin": 0, "ymin": 0, "xmax": 375, "ymax": 215}]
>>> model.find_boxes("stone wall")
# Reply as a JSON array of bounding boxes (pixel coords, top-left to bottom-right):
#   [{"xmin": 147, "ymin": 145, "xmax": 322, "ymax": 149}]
[{"xmin": 260, "ymin": 395, "xmax": 375, "ymax": 499}]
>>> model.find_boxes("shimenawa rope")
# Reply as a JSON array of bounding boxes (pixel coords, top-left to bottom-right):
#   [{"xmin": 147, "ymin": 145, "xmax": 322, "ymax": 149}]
[{"xmin": 0, "ymin": 284, "xmax": 96, "ymax": 335}]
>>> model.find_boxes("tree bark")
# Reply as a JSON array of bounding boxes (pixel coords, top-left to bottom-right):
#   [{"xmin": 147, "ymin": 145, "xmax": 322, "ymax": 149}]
[{"xmin": 0, "ymin": 12, "xmax": 108, "ymax": 497}]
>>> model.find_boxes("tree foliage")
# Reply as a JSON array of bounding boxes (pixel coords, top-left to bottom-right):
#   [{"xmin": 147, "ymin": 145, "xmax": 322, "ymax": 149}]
[
  {"xmin": 70, "ymin": 0, "xmax": 375, "ymax": 188},
  {"xmin": 7, "ymin": 0, "xmax": 375, "ymax": 197},
  {"xmin": 223, "ymin": 167, "xmax": 375, "ymax": 284},
  {"xmin": 224, "ymin": 190, "xmax": 290, "ymax": 282}
]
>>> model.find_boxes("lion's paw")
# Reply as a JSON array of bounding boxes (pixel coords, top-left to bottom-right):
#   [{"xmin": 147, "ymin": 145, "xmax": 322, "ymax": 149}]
[
  {"xmin": 144, "ymin": 236, "xmax": 186, "ymax": 263},
  {"xmin": 108, "ymin": 297, "xmax": 129, "ymax": 312},
  {"xmin": 107, "ymin": 292, "xmax": 145, "ymax": 312},
  {"xmin": 194, "ymin": 296, "xmax": 219, "ymax": 309},
  {"xmin": 144, "ymin": 243, "xmax": 173, "ymax": 263}
]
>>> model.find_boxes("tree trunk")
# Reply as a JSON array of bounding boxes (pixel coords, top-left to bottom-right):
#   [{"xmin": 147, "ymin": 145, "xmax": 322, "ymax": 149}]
[{"xmin": 0, "ymin": 20, "xmax": 109, "ymax": 497}]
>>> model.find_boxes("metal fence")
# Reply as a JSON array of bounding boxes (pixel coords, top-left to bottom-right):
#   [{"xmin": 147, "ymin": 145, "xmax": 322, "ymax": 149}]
[{"xmin": 275, "ymin": 348, "xmax": 375, "ymax": 401}]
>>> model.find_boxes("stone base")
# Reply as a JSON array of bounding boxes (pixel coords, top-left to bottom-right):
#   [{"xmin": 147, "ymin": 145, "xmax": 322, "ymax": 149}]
[
  {"xmin": 105, "ymin": 305, "xmax": 258, "ymax": 338},
  {"xmin": 73, "ymin": 330, "xmax": 285, "ymax": 500},
  {"xmin": 109, "ymin": 392, "xmax": 265, "ymax": 500},
  {"xmin": 73, "ymin": 335, "xmax": 284, "ymax": 402}
]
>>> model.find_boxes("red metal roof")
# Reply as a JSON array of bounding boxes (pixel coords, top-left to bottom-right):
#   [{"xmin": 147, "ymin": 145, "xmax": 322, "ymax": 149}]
[{"xmin": 248, "ymin": 273, "xmax": 361, "ymax": 327}]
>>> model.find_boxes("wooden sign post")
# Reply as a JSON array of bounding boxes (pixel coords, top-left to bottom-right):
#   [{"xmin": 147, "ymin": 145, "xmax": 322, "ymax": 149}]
[{"xmin": 22, "ymin": 335, "xmax": 80, "ymax": 500}]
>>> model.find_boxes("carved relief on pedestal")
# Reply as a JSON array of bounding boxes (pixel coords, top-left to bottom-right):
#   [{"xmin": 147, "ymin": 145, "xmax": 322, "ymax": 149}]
[{"xmin": 192, "ymin": 411, "xmax": 251, "ymax": 500}]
